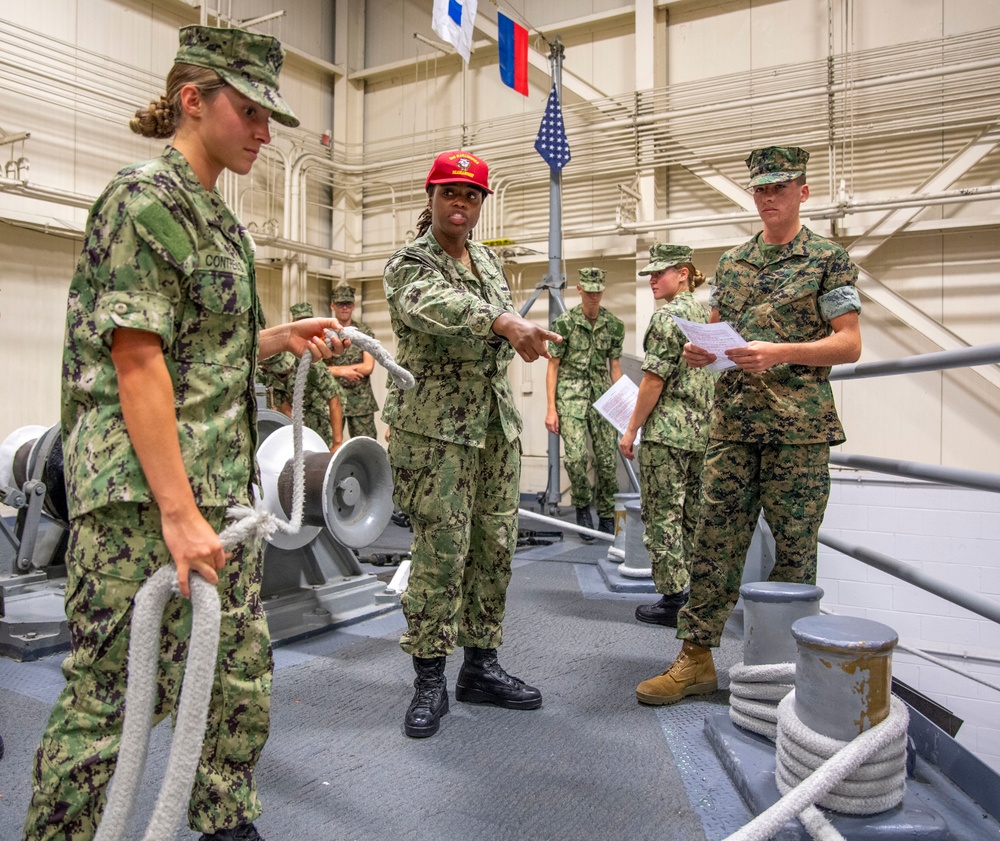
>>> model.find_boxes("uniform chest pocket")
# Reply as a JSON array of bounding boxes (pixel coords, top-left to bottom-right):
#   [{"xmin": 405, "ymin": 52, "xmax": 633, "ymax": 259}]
[
  {"xmin": 595, "ymin": 334, "xmax": 614, "ymax": 352},
  {"xmin": 189, "ymin": 260, "xmax": 252, "ymax": 316},
  {"xmin": 769, "ymin": 276, "xmax": 823, "ymax": 340},
  {"xmin": 717, "ymin": 285, "xmax": 751, "ymax": 318},
  {"xmin": 177, "ymin": 267, "xmax": 253, "ymax": 367}
]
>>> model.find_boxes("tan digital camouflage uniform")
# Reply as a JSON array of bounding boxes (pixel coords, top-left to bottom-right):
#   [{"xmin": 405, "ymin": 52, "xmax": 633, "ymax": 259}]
[
  {"xmin": 383, "ymin": 232, "xmax": 521, "ymax": 657},
  {"xmin": 677, "ymin": 226, "xmax": 862, "ymax": 648},
  {"xmin": 549, "ymin": 306, "xmax": 624, "ymax": 518},
  {"xmin": 637, "ymin": 291, "xmax": 714, "ymax": 596},
  {"xmin": 25, "ymin": 146, "xmax": 271, "ymax": 840},
  {"xmin": 329, "ymin": 318, "xmax": 379, "ymax": 439}
]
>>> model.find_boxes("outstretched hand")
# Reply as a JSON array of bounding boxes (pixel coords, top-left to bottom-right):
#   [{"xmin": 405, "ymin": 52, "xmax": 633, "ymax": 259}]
[
  {"xmin": 291, "ymin": 317, "xmax": 348, "ymax": 360},
  {"xmin": 492, "ymin": 313, "xmax": 562, "ymax": 363}
]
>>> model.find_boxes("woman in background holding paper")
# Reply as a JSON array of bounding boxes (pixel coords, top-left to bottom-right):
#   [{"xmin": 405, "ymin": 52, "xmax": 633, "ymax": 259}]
[{"xmin": 619, "ymin": 244, "xmax": 715, "ymax": 629}]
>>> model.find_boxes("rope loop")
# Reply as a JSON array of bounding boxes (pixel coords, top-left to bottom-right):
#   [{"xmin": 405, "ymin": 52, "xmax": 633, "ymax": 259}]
[
  {"xmin": 93, "ymin": 567, "xmax": 221, "ymax": 841},
  {"xmin": 723, "ymin": 692, "xmax": 909, "ymax": 841},
  {"xmin": 332, "ymin": 325, "xmax": 415, "ymax": 390}
]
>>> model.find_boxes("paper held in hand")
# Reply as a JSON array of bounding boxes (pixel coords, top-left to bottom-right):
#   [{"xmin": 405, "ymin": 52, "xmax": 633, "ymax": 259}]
[
  {"xmin": 593, "ymin": 375, "xmax": 640, "ymax": 442},
  {"xmin": 670, "ymin": 316, "xmax": 748, "ymax": 371}
]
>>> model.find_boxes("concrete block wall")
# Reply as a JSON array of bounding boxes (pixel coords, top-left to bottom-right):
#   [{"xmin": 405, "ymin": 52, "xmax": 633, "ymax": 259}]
[{"xmin": 818, "ymin": 470, "xmax": 1000, "ymax": 773}]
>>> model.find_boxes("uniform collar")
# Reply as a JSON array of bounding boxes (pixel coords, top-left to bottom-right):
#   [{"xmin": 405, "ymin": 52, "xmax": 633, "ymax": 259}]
[
  {"xmin": 161, "ymin": 145, "xmax": 245, "ymax": 247},
  {"xmin": 572, "ymin": 304, "xmax": 607, "ymax": 327},
  {"xmin": 737, "ymin": 225, "xmax": 811, "ymax": 268}
]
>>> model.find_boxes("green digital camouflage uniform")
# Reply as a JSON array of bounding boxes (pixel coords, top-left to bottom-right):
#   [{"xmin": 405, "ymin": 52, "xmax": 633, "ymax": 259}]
[
  {"xmin": 677, "ymin": 225, "xmax": 862, "ymax": 648},
  {"xmin": 329, "ymin": 318, "xmax": 379, "ymax": 440},
  {"xmin": 383, "ymin": 232, "xmax": 522, "ymax": 657},
  {"xmin": 257, "ymin": 350, "xmax": 295, "ymax": 409},
  {"xmin": 24, "ymin": 146, "xmax": 272, "ymax": 840},
  {"xmin": 259, "ymin": 350, "xmax": 343, "ymax": 447},
  {"xmin": 549, "ymin": 305, "xmax": 624, "ymax": 518},
  {"xmin": 637, "ymin": 291, "xmax": 715, "ymax": 596}
]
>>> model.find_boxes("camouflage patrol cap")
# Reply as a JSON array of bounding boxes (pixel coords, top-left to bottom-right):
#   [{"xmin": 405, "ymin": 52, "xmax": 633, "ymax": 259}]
[
  {"xmin": 290, "ymin": 302, "xmax": 314, "ymax": 320},
  {"xmin": 638, "ymin": 243, "xmax": 693, "ymax": 276},
  {"xmin": 578, "ymin": 267, "xmax": 606, "ymax": 292},
  {"xmin": 175, "ymin": 25, "xmax": 300, "ymax": 128},
  {"xmin": 330, "ymin": 285, "xmax": 356, "ymax": 305},
  {"xmin": 745, "ymin": 146, "xmax": 809, "ymax": 188}
]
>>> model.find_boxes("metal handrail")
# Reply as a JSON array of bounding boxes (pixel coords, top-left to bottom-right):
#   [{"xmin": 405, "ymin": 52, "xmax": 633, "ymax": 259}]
[
  {"xmin": 829, "ymin": 453, "xmax": 1000, "ymax": 494},
  {"xmin": 820, "ymin": 341, "xmax": 1000, "ymax": 640},
  {"xmin": 831, "ymin": 343, "xmax": 1000, "ymax": 380},
  {"xmin": 818, "ymin": 531, "xmax": 1000, "ymax": 626}
]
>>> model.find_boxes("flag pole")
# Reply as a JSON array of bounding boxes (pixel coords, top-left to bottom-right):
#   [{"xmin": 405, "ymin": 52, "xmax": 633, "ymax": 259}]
[
  {"xmin": 517, "ymin": 36, "xmax": 569, "ymax": 516},
  {"xmin": 544, "ymin": 39, "xmax": 566, "ymax": 513}
]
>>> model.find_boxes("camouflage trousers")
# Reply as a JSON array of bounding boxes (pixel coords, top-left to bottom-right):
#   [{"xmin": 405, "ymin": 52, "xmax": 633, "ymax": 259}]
[
  {"xmin": 638, "ymin": 441, "xmax": 706, "ymax": 596},
  {"xmin": 559, "ymin": 406, "xmax": 618, "ymax": 518},
  {"xmin": 388, "ymin": 423, "xmax": 521, "ymax": 658},
  {"xmin": 342, "ymin": 413, "xmax": 377, "ymax": 440},
  {"xmin": 23, "ymin": 503, "xmax": 271, "ymax": 841},
  {"xmin": 677, "ymin": 440, "xmax": 830, "ymax": 649}
]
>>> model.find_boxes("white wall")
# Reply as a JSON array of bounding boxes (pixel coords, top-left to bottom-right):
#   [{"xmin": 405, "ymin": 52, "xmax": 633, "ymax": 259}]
[{"xmin": 820, "ymin": 473, "xmax": 1000, "ymax": 773}]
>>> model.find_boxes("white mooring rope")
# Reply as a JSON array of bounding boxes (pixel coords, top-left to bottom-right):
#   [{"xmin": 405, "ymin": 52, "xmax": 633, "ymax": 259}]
[
  {"xmin": 95, "ymin": 330, "xmax": 412, "ymax": 841},
  {"xmin": 93, "ymin": 567, "xmax": 221, "ymax": 841},
  {"xmin": 728, "ymin": 661, "xmax": 796, "ymax": 741},
  {"xmin": 723, "ymin": 692, "xmax": 909, "ymax": 841}
]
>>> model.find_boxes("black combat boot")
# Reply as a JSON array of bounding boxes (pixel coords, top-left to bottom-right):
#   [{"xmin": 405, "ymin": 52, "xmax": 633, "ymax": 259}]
[
  {"xmin": 404, "ymin": 655, "xmax": 448, "ymax": 738},
  {"xmin": 634, "ymin": 590, "xmax": 689, "ymax": 627},
  {"xmin": 597, "ymin": 516, "xmax": 615, "ymax": 534},
  {"xmin": 455, "ymin": 647, "xmax": 542, "ymax": 709},
  {"xmin": 199, "ymin": 824, "xmax": 265, "ymax": 841},
  {"xmin": 575, "ymin": 506, "xmax": 595, "ymax": 543}
]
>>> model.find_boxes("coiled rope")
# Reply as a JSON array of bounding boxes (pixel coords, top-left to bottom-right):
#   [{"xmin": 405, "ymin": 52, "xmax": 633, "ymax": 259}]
[
  {"xmin": 95, "ymin": 330, "xmax": 412, "ymax": 841},
  {"xmin": 728, "ymin": 661, "xmax": 796, "ymax": 741},
  {"xmin": 93, "ymin": 567, "xmax": 220, "ymax": 841},
  {"xmin": 723, "ymin": 692, "xmax": 909, "ymax": 841}
]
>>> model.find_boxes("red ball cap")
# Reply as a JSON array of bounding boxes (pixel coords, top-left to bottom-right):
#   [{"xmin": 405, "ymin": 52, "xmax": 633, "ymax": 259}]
[{"xmin": 425, "ymin": 150, "xmax": 493, "ymax": 194}]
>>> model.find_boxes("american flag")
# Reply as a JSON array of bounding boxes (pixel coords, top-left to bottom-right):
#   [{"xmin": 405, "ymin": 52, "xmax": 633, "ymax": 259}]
[{"xmin": 534, "ymin": 85, "xmax": 571, "ymax": 171}]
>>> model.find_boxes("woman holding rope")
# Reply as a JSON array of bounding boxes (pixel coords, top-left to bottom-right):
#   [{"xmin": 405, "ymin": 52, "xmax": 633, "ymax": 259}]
[{"xmin": 23, "ymin": 26, "xmax": 344, "ymax": 841}]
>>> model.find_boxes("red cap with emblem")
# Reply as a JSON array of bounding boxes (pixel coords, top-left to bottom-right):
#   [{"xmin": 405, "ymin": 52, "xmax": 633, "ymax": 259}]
[{"xmin": 425, "ymin": 150, "xmax": 493, "ymax": 194}]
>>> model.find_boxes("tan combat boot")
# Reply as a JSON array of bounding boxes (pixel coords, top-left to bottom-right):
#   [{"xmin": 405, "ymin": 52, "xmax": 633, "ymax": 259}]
[{"xmin": 636, "ymin": 640, "xmax": 718, "ymax": 705}]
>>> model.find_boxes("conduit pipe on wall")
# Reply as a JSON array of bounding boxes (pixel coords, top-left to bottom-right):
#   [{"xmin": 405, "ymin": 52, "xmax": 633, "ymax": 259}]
[
  {"xmin": 618, "ymin": 185, "xmax": 1000, "ymax": 234},
  {"xmin": 0, "ymin": 178, "xmax": 94, "ymax": 209},
  {"xmin": 3, "ymin": 154, "xmax": 997, "ymax": 270},
  {"xmin": 586, "ymin": 57, "xmax": 1000, "ymax": 136}
]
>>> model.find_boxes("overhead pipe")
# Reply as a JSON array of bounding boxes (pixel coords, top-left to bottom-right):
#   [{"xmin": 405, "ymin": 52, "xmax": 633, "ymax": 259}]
[
  {"xmin": 619, "ymin": 184, "xmax": 1000, "ymax": 234},
  {"xmin": 586, "ymin": 57, "xmax": 1000, "ymax": 136},
  {"xmin": 4, "ymin": 171, "xmax": 997, "ymax": 266}
]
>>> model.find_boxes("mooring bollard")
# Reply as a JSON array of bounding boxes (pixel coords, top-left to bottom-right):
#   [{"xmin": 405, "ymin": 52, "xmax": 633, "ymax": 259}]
[
  {"xmin": 727, "ymin": 582, "xmax": 825, "ymax": 739},
  {"xmin": 791, "ymin": 614, "xmax": 898, "ymax": 740},
  {"xmin": 607, "ymin": 492, "xmax": 640, "ymax": 563},
  {"xmin": 619, "ymin": 498, "xmax": 652, "ymax": 579},
  {"xmin": 741, "ymin": 582, "xmax": 824, "ymax": 666}
]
